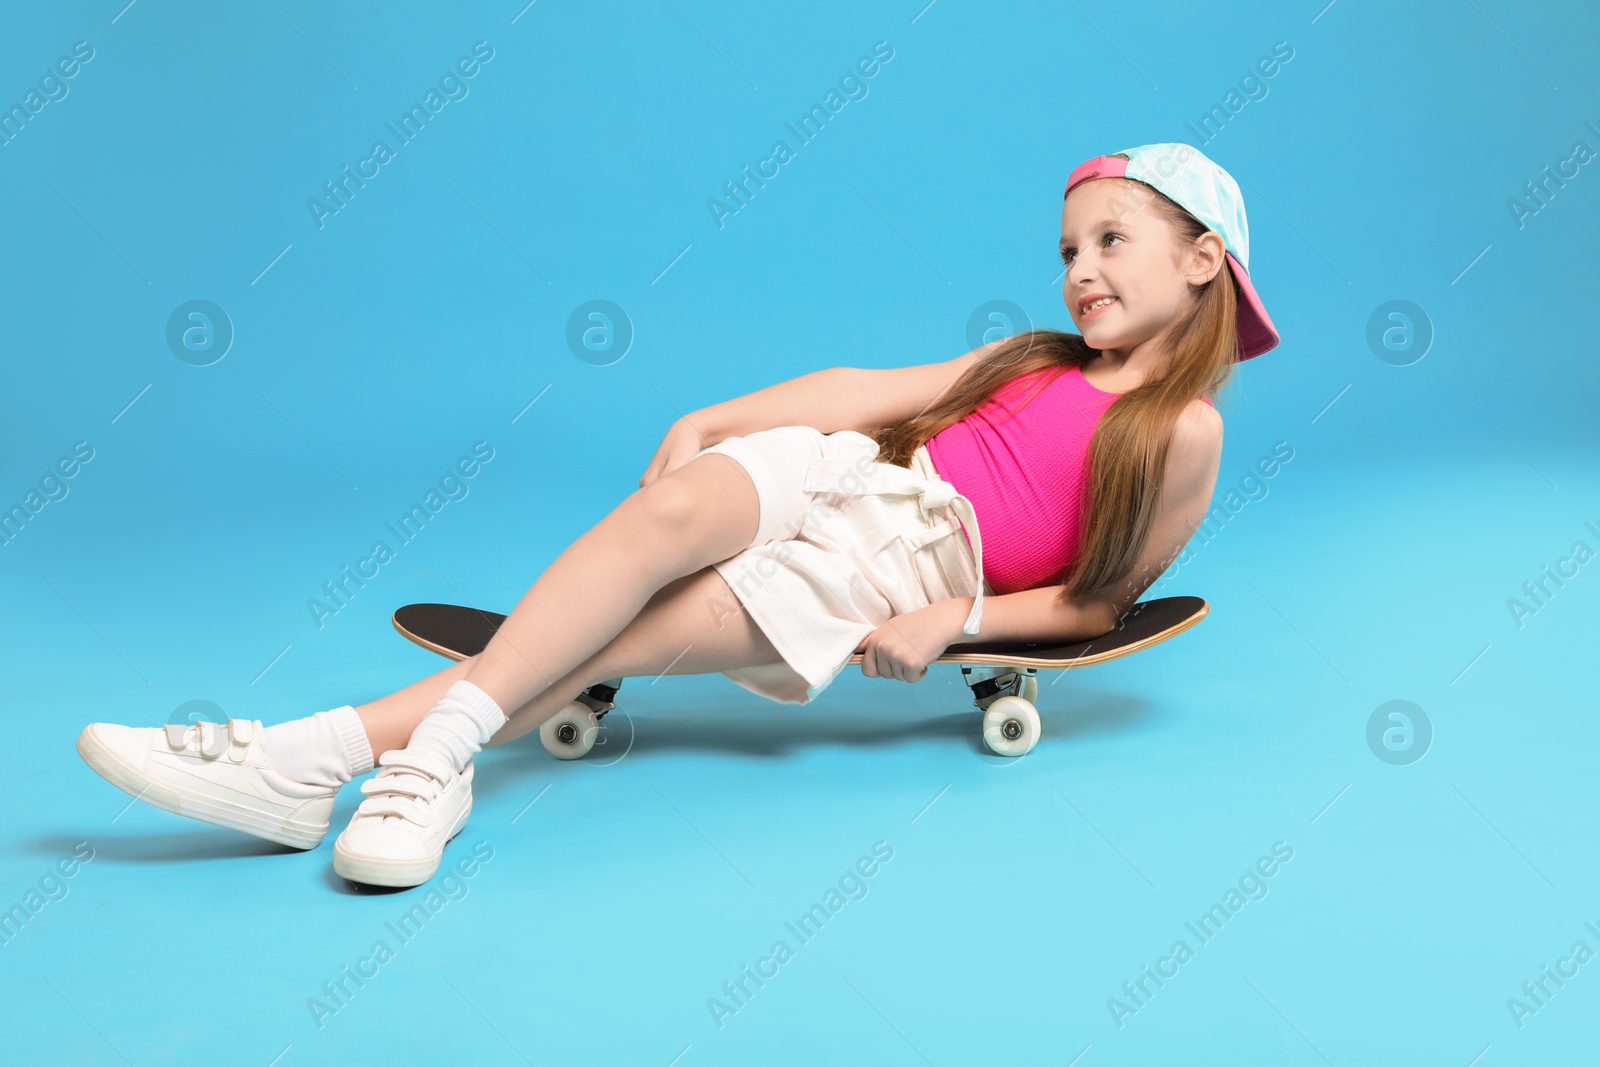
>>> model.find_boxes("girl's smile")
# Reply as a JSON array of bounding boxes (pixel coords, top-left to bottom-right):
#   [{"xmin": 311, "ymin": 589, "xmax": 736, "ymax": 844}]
[{"xmin": 1079, "ymin": 294, "xmax": 1118, "ymax": 321}]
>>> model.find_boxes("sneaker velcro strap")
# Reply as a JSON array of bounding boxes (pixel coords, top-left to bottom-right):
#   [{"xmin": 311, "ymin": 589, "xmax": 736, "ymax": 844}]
[
  {"xmin": 165, "ymin": 721, "xmax": 230, "ymax": 758},
  {"xmin": 355, "ymin": 799, "xmax": 429, "ymax": 822},
  {"xmin": 359, "ymin": 776, "xmax": 438, "ymax": 802},
  {"xmin": 223, "ymin": 719, "xmax": 254, "ymax": 762},
  {"xmin": 376, "ymin": 748, "xmax": 456, "ymax": 786}
]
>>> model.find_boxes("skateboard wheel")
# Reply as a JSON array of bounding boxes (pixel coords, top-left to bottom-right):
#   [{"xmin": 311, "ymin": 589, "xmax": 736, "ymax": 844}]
[
  {"xmin": 540, "ymin": 702, "xmax": 600, "ymax": 760},
  {"xmin": 982, "ymin": 696, "xmax": 1040, "ymax": 757}
]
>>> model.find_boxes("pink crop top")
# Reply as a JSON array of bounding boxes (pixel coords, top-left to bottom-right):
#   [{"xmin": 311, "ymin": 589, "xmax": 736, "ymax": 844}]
[{"xmin": 925, "ymin": 363, "xmax": 1214, "ymax": 595}]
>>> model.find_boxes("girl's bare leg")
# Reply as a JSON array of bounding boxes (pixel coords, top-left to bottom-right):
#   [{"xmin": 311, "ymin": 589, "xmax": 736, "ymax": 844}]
[
  {"xmin": 354, "ymin": 562, "xmax": 789, "ymax": 755},
  {"xmin": 447, "ymin": 451, "xmax": 771, "ymax": 721}
]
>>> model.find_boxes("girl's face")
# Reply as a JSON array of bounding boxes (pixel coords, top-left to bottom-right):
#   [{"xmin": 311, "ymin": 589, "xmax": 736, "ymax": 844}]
[{"xmin": 1059, "ymin": 178, "xmax": 1223, "ymax": 356}]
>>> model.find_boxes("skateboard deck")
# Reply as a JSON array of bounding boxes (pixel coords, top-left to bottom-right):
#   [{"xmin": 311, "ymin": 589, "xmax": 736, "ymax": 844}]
[
  {"xmin": 390, "ymin": 596, "xmax": 1208, "ymax": 670},
  {"xmin": 392, "ymin": 596, "xmax": 1208, "ymax": 759}
]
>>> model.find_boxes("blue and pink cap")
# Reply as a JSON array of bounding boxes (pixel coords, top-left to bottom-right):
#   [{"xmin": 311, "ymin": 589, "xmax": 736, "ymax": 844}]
[{"xmin": 1066, "ymin": 142, "xmax": 1280, "ymax": 361}]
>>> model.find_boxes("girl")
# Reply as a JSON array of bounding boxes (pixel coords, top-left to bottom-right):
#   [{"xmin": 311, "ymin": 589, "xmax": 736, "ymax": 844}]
[{"xmin": 76, "ymin": 142, "xmax": 1279, "ymax": 889}]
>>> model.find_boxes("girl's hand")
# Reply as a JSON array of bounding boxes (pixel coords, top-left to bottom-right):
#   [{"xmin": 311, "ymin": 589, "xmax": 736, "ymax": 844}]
[
  {"xmin": 639, "ymin": 419, "xmax": 712, "ymax": 489},
  {"xmin": 855, "ymin": 601, "xmax": 967, "ymax": 684}
]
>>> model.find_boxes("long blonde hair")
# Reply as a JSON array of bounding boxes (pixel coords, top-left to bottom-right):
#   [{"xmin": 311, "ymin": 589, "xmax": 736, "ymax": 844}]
[{"xmin": 866, "ymin": 174, "xmax": 1240, "ymax": 608}]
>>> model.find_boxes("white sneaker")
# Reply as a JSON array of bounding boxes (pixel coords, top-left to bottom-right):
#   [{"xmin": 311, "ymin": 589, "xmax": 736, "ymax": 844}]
[
  {"xmin": 331, "ymin": 748, "xmax": 473, "ymax": 888},
  {"xmin": 76, "ymin": 719, "xmax": 337, "ymax": 849}
]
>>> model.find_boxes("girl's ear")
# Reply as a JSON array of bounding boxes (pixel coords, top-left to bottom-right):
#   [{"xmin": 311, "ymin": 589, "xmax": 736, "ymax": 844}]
[{"xmin": 1184, "ymin": 231, "xmax": 1228, "ymax": 286}]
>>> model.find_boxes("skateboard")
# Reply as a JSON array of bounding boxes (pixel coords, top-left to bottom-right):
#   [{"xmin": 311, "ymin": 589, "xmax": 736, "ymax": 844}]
[{"xmin": 392, "ymin": 596, "xmax": 1207, "ymax": 758}]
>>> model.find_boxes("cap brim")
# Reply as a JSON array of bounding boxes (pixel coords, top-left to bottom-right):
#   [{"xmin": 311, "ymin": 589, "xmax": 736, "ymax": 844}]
[
  {"xmin": 1065, "ymin": 155, "xmax": 1129, "ymax": 192},
  {"xmin": 1228, "ymin": 251, "xmax": 1279, "ymax": 361}
]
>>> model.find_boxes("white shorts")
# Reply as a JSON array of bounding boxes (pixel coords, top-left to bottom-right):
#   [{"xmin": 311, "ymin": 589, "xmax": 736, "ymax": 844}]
[{"xmin": 698, "ymin": 426, "xmax": 994, "ymax": 705}]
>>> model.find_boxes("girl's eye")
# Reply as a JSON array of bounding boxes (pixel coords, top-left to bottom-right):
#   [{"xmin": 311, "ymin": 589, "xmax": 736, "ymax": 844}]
[{"xmin": 1058, "ymin": 232, "xmax": 1121, "ymax": 265}]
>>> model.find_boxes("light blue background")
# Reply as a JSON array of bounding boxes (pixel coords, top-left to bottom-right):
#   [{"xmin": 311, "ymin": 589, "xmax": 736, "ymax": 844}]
[{"xmin": 2, "ymin": 0, "xmax": 1596, "ymax": 1063}]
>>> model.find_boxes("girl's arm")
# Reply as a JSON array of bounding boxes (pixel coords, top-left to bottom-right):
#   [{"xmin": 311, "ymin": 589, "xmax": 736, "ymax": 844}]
[
  {"xmin": 1094, "ymin": 399, "xmax": 1223, "ymax": 622},
  {"xmin": 922, "ymin": 397, "xmax": 1223, "ymax": 645},
  {"xmin": 921, "ymin": 584, "xmax": 1116, "ymax": 647},
  {"xmin": 682, "ymin": 367, "xmax": 854, "ymax": 447},
  {"xmin": 684, "ymin": 344, "xmax": 991, "ymax": 446}
]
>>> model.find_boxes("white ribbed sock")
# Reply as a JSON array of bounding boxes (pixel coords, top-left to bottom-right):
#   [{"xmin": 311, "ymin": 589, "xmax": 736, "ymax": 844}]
[
  {"xmin": 262, "ymin": 705, "xmax": 375, "ymax": 789},
  {"xmin": 397, "ymin": 680, "xmax": 508, "ymax": 775}
]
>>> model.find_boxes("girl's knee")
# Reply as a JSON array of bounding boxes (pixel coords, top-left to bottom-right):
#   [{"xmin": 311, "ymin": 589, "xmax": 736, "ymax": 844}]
[
  {"xmin": 631, "ymin": 477, "xmax": 702, "ymax": 533},
  {"xmin": 608, "ymin": 485, "xmax": 724, "ymax": 584}
]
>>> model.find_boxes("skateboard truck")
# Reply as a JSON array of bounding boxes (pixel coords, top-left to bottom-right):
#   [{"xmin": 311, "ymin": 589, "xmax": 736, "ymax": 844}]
[
  {"xmin": 574, "ymin": 680, "xmax": 620, "ymax": 718},
  {"xmin": 960, "ymin": 664, "xmax": 1040, "ymax": 707}
]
